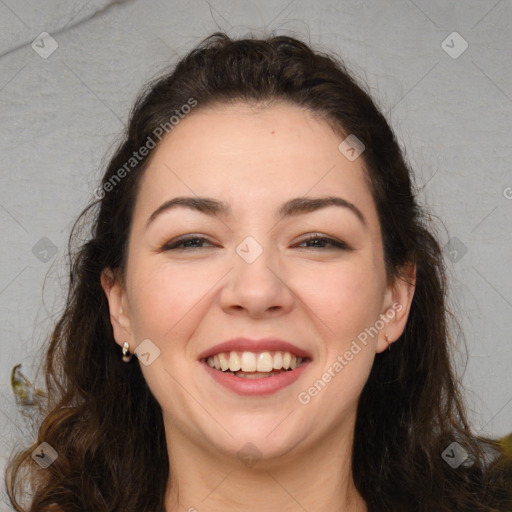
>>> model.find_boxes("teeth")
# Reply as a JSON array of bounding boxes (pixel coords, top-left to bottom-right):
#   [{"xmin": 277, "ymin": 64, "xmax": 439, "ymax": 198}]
[
  {"xmin": 272, "ymin": 351, "xmax": 283, "ymax": 370},
  {"xmin": 219, "ymin": 352, "xmax": 229, "ymax": 371},
  {"xmin": 240, "ymin": 352, "xmax": 256, "ymax": 372},
  {"xmin": 206, "ymin": 351, "xmax": 304, "ymax": 373},
  {"xmin": 236, "ymin": 372, "xmax": 275, "ymax": 379},
  {"xmin": 228, "ymin": 352, "xmax": 241, "ymax": 372},
  {"xmin": 256, "ymin": 352, "xmax": 273, "ymax": 372}
]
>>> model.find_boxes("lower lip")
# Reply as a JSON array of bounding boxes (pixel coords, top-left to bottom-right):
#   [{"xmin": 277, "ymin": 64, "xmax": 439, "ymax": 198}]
[{"xmin": 201, "ymin": 360, "xmax": 311, "ymax": 396}]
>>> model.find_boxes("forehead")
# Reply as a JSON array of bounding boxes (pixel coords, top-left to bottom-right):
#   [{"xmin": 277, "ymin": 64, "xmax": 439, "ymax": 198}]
[{"xmin": 133, "ymin": 101, "xmax": 379, "ymax": 229}]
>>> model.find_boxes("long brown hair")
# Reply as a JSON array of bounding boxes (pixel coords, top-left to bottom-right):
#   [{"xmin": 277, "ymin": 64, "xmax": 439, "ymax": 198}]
[{"xmin": 5, "ymin": 32, "xmax": 511, "ymax": 512}]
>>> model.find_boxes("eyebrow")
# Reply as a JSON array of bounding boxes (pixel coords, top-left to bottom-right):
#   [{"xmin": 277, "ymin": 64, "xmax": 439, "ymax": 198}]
[{"xmin": 146, "ymin": 195, "xmax": 367, "ymax": 229}]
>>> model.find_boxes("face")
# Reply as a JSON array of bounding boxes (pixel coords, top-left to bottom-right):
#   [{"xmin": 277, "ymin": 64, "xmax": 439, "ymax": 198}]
[{"xmin": 102, "ymin": 101, "xmax": 415, "ymax": 464}]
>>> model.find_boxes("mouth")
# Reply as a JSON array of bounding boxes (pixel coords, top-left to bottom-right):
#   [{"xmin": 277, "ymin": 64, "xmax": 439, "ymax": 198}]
[
  {"xmin": 198, "ymin": 337, "xmax": 313, "ymax": 395},
  {"xmin": 200, "ymin": 349, "xmax": 312, "ymax": 396},
  {"xmin": 201, "ymin": 350, "xmax": 311, "ymax": 379}
]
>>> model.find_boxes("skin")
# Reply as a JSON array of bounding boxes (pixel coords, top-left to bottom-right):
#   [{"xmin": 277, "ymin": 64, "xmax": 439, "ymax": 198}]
[{"xmin": 101, "ymin": 101, "xmax": 416, "ymax": 512}]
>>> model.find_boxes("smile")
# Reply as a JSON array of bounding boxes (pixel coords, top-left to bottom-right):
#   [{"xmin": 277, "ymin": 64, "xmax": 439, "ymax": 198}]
[
  {"xmin": 205, "ymin": 350, "xmax": 306, "ymax": 376},
  {"xmin": 201, "ymin": 350, "xmax": 312, "ymax": 396}
]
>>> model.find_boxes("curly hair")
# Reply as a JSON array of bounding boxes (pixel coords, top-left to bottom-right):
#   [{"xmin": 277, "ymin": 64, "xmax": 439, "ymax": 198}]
[{"xmin": 5, "ymin": 31, "xmax": 511, "ymax": 512}]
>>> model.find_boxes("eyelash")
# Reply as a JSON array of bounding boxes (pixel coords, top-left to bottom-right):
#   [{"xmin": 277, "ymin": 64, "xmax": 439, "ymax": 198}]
[{"xmin": 161, "ymin": 234, "xmax": 350, "ymax": 251}]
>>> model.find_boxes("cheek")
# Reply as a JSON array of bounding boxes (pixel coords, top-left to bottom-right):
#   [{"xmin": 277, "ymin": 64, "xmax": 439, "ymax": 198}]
[
  {"xmin": 126, "ymin": 260, "xmax": 216, "ymax": 341},
  {"xmin": 125, "ymin": 245, "xmax": 385, "ymax": 347},
  {"xmin": 296, "ymin": 258, "xmax": 384, "ymax": 337},
  {"xmin": 297, "ymin": 262, "xmax": 381, "ymax": 413}
]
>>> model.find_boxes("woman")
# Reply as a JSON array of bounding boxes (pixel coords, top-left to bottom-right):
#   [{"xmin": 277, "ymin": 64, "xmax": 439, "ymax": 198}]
[{"xmin": 6, "ymin": 32, "xmax": 511, "ymax": 512}]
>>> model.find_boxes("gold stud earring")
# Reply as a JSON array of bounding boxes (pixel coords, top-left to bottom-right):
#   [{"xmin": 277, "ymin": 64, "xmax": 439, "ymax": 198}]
[
  {"xmin": 122, "ymin": 341, "xmax": 132, "ymax": 362},
  {"xmin": 384, "ymin": 334, "xmax": 391, "ymax": 351}
]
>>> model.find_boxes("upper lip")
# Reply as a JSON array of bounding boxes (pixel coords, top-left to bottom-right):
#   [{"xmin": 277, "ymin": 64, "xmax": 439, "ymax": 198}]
[{"xmin": 198, "ymin": 337, "xmax": 313, "ymax": 361}]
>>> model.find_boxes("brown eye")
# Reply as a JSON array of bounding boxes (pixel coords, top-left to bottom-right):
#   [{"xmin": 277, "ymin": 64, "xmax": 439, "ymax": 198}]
[
  {"xmin": 161, "ymin": 236, "xmax": 214, "ymax": 251},
  {"xmin": 296, "ymin": 234, "xmax": 350, "ymax": 250}
]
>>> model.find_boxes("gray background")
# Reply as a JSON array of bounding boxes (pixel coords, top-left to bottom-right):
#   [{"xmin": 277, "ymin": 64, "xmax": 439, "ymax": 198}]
[{"xmin": 0, "ymin": 0, "xmax": 511, "ymax": 508}]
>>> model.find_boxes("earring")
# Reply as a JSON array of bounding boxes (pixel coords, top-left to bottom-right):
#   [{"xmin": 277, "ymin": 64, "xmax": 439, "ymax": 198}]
[
  {"xmin": 122, "ymin": 341, "xmax": 132, "ymax": 362},
  {"xmin": 384, "ymin": 334, "xmax": 391, "ymax": 351}
]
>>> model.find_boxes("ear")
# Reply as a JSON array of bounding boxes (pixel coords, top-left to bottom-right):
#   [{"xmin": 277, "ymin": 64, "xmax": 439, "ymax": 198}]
[
  {"xmin": 375, "ymin": 262, "xmax": 416, "ymax": 353},
  {"xmin": 100, "ymin": 268, "xmax": 134, "ymax": 349}
]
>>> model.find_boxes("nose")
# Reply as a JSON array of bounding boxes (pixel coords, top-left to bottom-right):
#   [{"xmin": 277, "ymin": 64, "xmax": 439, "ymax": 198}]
[{"xmin": 219, "ymin": 240, "xmax": 295, "ymax": 319}]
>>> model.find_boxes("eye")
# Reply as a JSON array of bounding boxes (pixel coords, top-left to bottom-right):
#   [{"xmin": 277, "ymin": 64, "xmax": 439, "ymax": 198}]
[
  {"xmin": 161, "ymin": 235, "xmax": 214, "ymax": 251},
  {"xmin": 160, "ymin": 233, "xmax": 351, "ymax": 252},
  {"xmin": 295, "ymin": 234, "xmax": 350, "ymax": 250}
]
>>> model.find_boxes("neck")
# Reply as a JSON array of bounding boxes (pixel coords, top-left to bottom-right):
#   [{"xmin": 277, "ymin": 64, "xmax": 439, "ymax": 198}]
[{"xmin": 163, "ymin": 419, "xmax": 367, "ymax": 512}]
